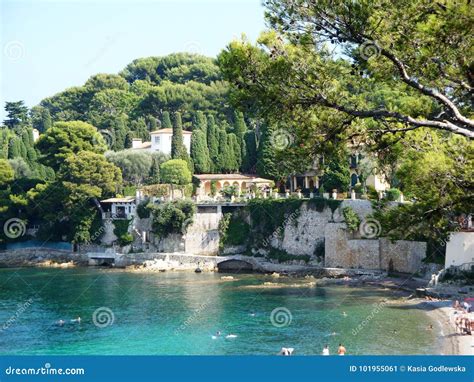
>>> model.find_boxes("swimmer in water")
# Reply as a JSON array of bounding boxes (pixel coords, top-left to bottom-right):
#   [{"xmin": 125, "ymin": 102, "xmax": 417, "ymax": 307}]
[
  {"xmin": 342, "ymin": 311, "xmax": 347, "ymax": 317},
  {"xmin": 71, "ymin": 316, "xmax": 81, "ymax": 323},
  {"xmin": 58, "ymin": 320, "xmax": 65, "ymax": 327},
  {"xmin": 226, "ymin": 334, "xmax": 237, "ymax": 339}
]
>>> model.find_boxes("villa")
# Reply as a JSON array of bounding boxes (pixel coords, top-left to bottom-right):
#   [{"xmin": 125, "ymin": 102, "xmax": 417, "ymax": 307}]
[
  {"xmin": 100, "ymin": 196, "xmax": 136, "ymax": 220},
  {"xmin": 131, "ymin": 128, "xmax": 192, "ymax": 155},
  {"xmin": 194, "ymin": 174, "xmax": 273, "ymax": 200}
]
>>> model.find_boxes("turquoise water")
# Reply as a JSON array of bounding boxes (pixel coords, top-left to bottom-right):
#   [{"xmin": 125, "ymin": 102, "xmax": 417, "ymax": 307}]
[{"xmin": 0, "ymin": 268, "xmax": 440, "ymax": 355}]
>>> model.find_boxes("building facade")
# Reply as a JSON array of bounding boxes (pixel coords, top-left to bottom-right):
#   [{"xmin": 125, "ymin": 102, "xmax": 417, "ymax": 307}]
[{"xmin": 132, "ymin": 128, "xmax": 192, "ymax": 155}]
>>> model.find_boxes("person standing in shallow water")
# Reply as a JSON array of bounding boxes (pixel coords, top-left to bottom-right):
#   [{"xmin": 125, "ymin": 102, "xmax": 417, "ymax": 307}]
[
  {"xmin": 338, "ymin": 343, "xmax": 346, "ymax": 355},
  {"xmin": 322, "ymin": 345, "xmax": 329, "ymax": 355}
]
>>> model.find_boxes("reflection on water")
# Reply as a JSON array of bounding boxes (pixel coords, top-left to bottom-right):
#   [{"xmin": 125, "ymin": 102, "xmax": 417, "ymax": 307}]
[{"xmin": 0, "ymin": 268, "xmax": 439, "ymax": 355}]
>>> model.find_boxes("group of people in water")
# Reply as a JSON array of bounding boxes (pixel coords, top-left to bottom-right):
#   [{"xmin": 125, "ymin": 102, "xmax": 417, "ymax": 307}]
[
  {"xmin": 452, "ymin": 299, "xmax": 473, "ymax": 335},
  {"xmin": 56, "ymin": 317, "xmax": 81, "ymax": 326}
]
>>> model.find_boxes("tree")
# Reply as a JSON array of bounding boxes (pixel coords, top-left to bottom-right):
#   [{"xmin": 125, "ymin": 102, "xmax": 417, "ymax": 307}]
[
  {"xmin": 3, "ymin": 101, "xmax": 29, "ymax": 130},
  {"xmin": 242, "ymin": 130, "xmax": 258, "ymax": 173},
  {"xmin": 320, "ymin": 152, "xmax": 351, "ymax": 192},
  {"xmin": 190, "ymin": 129, "xmax": 211, "ymax": 173},
  {"xmin": 160, "ymin": 159, "xmax": 192, "ymax": 185},
  {"xmin": 162, "ymin": 111, "xmax": 172, "ymax": 129},
  {"xmin": 171, "ymin": 112, "xmax": 186, "ymax": 159},
  {"xmin": 256, "ymin": 124, "xmax": 286, "ymax": 182},
  {"xmin": 31, "ymin": 106, "xmax": 52, "ymax": 133},
  {"xmin": 233, "ymin": 111, "xmax": 247, "ymax": 140},
  {"xmin": 59, "ymin": 151, "xmax": 122, "ymax": 197},
  {"xmin": 193, "ymin": 111, "xmax": 208, "ymax": 135},
  {"xmin": 36, "ymin": 121, "xmax": 107, "ymax": 170},
  {"xmin": 227, "ymin": 133, "xmax": 241, "ymax": 171},
  {"xmin": 0, "ymin": 159, "xmax": 14, "ymax": 186},
  {"xmin": 218, "ymin": 1, "xmax": 474, "ymax": 138},
  {"xmin": 217, "ymin": 130, "xmax": 231, "ymax": 172},
  {"xmin": 207, "ymin": 115, "xmax": 219, "ymax": 171}
]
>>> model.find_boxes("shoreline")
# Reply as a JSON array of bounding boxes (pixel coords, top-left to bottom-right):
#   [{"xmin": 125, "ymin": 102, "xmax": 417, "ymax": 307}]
[{"xmin": 421, "ymin": 300, "xmax": 473, "ymax": 355}]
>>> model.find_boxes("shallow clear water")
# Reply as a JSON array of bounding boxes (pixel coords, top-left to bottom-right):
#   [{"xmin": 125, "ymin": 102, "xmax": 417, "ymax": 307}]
[{"xmin": 0, "ymin": 268, "xmax": 440, "ymax": 355}]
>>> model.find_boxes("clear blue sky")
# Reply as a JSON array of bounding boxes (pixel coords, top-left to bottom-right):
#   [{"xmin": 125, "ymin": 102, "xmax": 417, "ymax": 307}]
[{"xmin": 0, "ymin": 0, "xmax": 266, "ymax": 120}]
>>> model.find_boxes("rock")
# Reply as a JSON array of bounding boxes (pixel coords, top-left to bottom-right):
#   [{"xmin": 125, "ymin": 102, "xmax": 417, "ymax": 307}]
[{"xmin": 271, "ymin": 272, "xmax": 280, "ymax": 278}]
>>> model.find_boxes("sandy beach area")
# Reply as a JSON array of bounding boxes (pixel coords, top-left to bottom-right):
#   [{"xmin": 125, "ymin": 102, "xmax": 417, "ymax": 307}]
[{"xmin": 422, "ymin": 300, "xmax": 473, "ymax": 355}]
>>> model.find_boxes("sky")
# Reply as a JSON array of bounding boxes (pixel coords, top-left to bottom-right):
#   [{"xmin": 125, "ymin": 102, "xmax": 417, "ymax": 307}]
[{"xmin": 0, "ymin": 0, "xmax": 266, "ymax": 120}]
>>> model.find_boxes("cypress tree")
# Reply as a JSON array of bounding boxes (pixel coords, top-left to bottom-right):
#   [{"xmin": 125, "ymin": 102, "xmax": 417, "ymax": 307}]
[
  {"xmin": 194, "ymin": 111, "xmax": 207, "ymax": 136},
  {"xmin": 190, "ymin": 129, "xmax": 210, "ymax": 174},
  {"xmin": 124, "ymin": 131, "xmax": 134, "ymax": 149},
  {"xmin": 227, "ymin": 133, "xmax": 241, "ymax": 172},
  {"xmin": 233, "ymin": 111, "xmax": 247, "ymax": 141},
  {"xmin": 8, "ymin": 138, "xmax": 20, "ymax": 159},
  {"xmin": 112, "ymin": 117, "xmax": 127, "ymax": 151},
  {"xmin": 132, "ymin": 118, "xmax": 148, "ymax": 141},
  {"xmin": 242, "ymin": 130, "xmax": 258, "ymax": 173},
  {"xmin": 162, "ymin": 111, "xmax": 172, "ymax": 129},
  {"xmin": 217, "ymin": 130, "xmax": 231, "ymax": 173},
  {"xmin": 171, "ymin": 112, "xmax": 192, "ymax": 170},
  {"xmin": 206, "ymin": 115, "xmax": 219, "ymax": 172},
  {"xmin": 148, "ymin": 154, "xmax": 161, "ymax": 184},
  {"xmin": 41, "ymin": 108, "xmax": 52, "ymax": 132},
  {"xmin": 256, "ymin": 125, "xmax": 284, "ymax": 181},
  {"xmin": 147, "ymin": 115, "xmax": 158, "ymax": 132}
]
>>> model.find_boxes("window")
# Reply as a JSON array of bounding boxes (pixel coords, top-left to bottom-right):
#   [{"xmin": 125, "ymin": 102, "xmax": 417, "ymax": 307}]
[{"xmin": 154, "ymin": 136, "xmax": 160, "ymax": 144}]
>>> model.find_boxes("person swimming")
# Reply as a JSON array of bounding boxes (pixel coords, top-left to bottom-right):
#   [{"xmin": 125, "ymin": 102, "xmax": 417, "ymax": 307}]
[
  {"xmin": 71, "ymin": 316, "xmax": 81, "ymax": 323},
  {"xmin": 226, "ymin": 334, "xmax": 237, "ymax": 339},
  {"xmin": 342, "ymin": 311, "xmax": 347, "ymax": 317},
  {"xmin": 57, "ymin": 319, "xmax": 65, "ymax": 327},
  {"xmin": 278, "ymin": 347, "xmax": 294, "ymax": 356}
]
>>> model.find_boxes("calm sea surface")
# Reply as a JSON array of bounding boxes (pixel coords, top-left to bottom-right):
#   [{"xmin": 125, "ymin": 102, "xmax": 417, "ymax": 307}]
[{"xmin": 0, "ymin": 268, "xmax": 440, "ymax": 355}]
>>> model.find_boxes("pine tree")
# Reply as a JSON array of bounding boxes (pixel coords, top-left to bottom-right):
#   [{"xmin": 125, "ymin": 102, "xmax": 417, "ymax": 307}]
[
  {"xmin": 207, "ymin": 115, "xmax": 219, "ymax": 172},
  {"xmin": 190, "ymin": 129, "xmax": 210, "ymax": 174},
  {"xmin": 162, "ymin": 111, "xmax": 172, "ymax": 129},
  {"xmin": 242, "ymin": 130, "xmax": 258, "ymax": 173}
]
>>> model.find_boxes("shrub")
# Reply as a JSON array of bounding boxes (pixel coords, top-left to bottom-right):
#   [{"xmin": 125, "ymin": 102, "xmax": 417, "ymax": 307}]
[
  {"xmin": 353, "ymin": 182, "xmax": 364, "ymax": 194},
  {"xmin": 137, "ymin": 201, "xmax": 151, "ymax": 219},
  {"xmin": 118, "ymin": 233, "xmax": 134, "ymax": 246},
  {"xmin": 385, "ymin": 188, "xmax": 401, "ymax": 202},
  {"xmin": 267, "ymin": 248, "xmax": 310, "ymax": 263},
  {"xmin": 342, "ymin": 206, "xmax": 361, "ymax": 232},
  {"xmin": 113, "ymin": 219, "xmax": 132, "ymax": 245},
  {"xmin": 150, "ymin": 199, "xmax": 196, "ymax": 238},
  {"xmin": 221, "ymin": 185, "xmax": 238, "ymax": 198},
  {"xmin": 219, "ymin": 212, "xmax": 250, "ymax": 249},
  {"xmin": 366, "ymin": 185, "xmax": 379, "ymax": 200}
]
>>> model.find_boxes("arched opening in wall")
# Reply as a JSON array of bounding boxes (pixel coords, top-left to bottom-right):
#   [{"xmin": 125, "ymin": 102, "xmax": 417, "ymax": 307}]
[
  {"xmin": 232, "ymin": 181, "xmax": 240, "ymax": 194},
  {"xmin": 241, "ymin": 182, "xmax": 247, "ymax": 193},
  {"xmin": 351, "ymin": 173, "xmax": 358, "ymax": 187},
  {"xmin": 215, "ymin": 181, "xmax": 222, "ymax": 192},
  {"xmin": 204, "ymin": 181, "xmax": 211, "ymax": 195}
]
